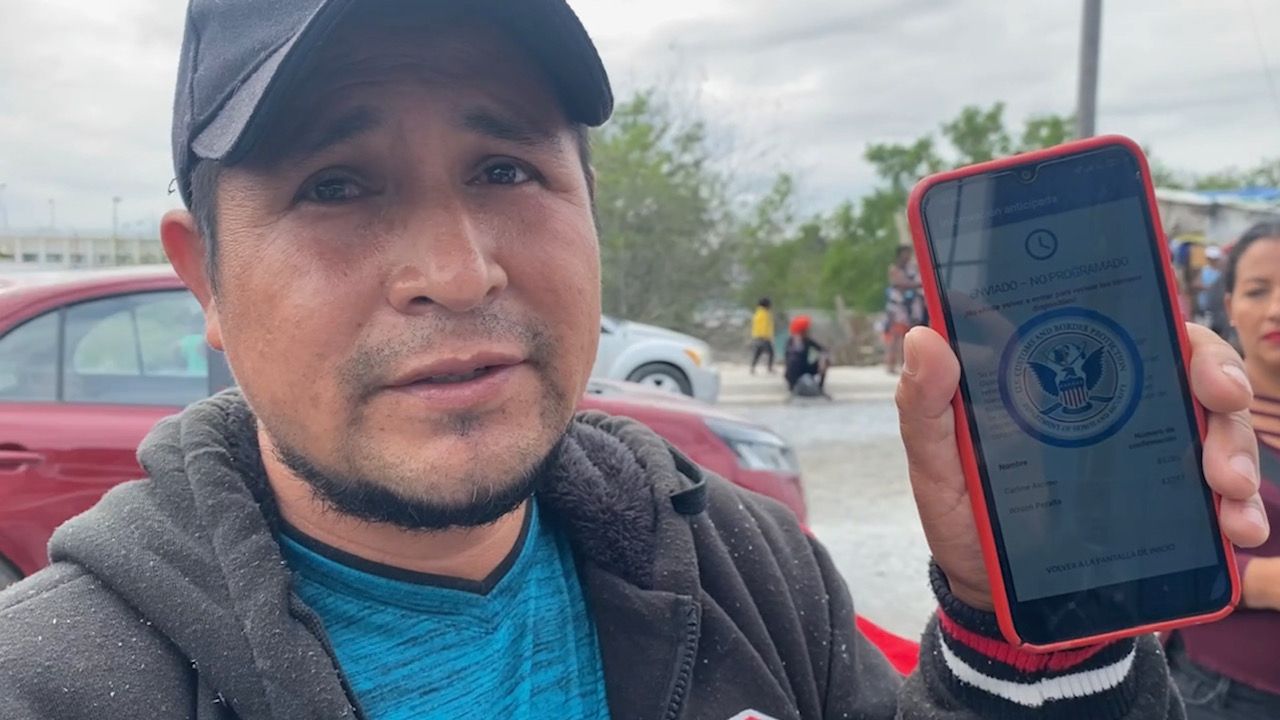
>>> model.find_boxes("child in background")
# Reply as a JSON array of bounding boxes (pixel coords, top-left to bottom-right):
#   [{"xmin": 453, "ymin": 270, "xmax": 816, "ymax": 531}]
[{"xmin": 749, "ymin": 298, "xmax": 775, "ymax": 374}]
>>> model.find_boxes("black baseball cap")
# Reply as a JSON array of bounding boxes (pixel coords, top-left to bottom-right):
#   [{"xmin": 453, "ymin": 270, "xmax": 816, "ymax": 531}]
[{"xmin": 171, "ymin": 0, "xmax": 614, "ymax": 205}]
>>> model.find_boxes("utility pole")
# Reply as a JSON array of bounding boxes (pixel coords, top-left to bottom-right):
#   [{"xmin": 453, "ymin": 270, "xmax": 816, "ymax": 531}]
[
  {"xmin": 1075, "ymin": 0, "xmax": 1103, "ymax": 139},
  {"xmin": 112, "ymin": 196, "xmax": 123, "ymax": 265}
]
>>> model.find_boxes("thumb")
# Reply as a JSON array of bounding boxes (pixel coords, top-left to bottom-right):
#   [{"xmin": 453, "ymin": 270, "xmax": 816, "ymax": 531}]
[
  {"xmin": 896, "ymin": 327, "xmax": 966, "ymax": 510},
  {"xmin": 897, "ymin": 328, "xmax": 994, "ymax": 608},
  {"xmin": 896, "ymin": 327, "xmax": 962, "ymax": 448}
]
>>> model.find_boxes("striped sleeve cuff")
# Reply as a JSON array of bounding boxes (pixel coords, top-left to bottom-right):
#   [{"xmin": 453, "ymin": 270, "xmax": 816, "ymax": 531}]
[{"xmin": 924, "ymin": 562, "xmax": 1140, "ymax": 719}]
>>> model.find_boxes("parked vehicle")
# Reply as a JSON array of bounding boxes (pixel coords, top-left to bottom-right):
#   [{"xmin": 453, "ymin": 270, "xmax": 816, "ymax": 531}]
[
  {"xmin": 592, "ymin": 315, "xmax": 720, "ymax": 403},
  {"xmin": 582, "ymin": 378, "xmax": 803, "ymax": 519},
  {"xmin": 0, "ymin": 268, "xmax": 803, "ymax": 589}
]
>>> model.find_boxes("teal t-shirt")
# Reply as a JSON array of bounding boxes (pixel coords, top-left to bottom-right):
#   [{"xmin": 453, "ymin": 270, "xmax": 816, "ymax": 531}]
[{"xmin": 281, "ymin": 501, "xmax": 611, "ymax": 719}]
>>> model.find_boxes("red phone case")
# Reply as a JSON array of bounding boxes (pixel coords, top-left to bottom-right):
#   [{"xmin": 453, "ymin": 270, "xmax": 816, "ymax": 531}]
[{"xmin": 906, "ymin": 134, "xmax": 1241, "ymax": 652}]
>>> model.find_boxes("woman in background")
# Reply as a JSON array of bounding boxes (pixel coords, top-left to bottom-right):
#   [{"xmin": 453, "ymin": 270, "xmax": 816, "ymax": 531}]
[
  {"xmin": 884, "ymin": 246, "xmax": 922, "ymax": 374},
  {"xmin": 1169, "ymin": 222, "xmax": 1280, "ymax": 719}
]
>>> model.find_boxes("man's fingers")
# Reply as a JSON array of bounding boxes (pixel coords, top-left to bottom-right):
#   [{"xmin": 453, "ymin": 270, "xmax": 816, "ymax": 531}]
[
  {"xmin": 1183, "ymin": 323, "xmax": 1269, "ymax": 547},
  {"xmin": 1187, "ymin": 323, "xmax": 1252, "ymax": 414},
  {"xmin": 1218, "ymin": 494, "xmax": 1270, "ymax": 549},
  {"xmin": 1202, "ymin": 407, "xmax": 1269, "ymax": 547},
  {"xmin": 1202, "ymin": 409, "xmax": 1261, "ymax": 501}
]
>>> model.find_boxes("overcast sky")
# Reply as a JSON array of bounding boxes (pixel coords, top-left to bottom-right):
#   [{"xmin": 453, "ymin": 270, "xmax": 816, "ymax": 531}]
[{"xmin": 1, "ymin": 0, "xmax": 1278, "ymax": 236}]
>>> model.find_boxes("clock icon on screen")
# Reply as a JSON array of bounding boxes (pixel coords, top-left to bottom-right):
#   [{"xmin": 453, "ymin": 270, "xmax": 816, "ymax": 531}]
[{"xmin": 1025, "ymin": 229, "xmax": 1059, "ymax": 260}]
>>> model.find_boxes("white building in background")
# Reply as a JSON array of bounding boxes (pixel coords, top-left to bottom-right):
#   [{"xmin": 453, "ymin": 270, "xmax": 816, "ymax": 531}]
[
  {"xmin": 0, "ymin": 235, "xmax": 166, "ymax": 268},
  {"xmin": 1156, "ymin": 188, "xmax": 1280, "ymax": 245}
]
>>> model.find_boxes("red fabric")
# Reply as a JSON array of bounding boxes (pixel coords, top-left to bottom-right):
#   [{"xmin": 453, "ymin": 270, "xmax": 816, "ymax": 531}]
[
  {"xmin": 936, "ymin": 607, "xmax": 1108, "ymax": 673},
  {"xmin": 789, "ymin": 315, "xmax": 811, "ymax": 335},
  {"xmin": 855, "ymin": 615, "xmax": 919, "ymax": 675}
]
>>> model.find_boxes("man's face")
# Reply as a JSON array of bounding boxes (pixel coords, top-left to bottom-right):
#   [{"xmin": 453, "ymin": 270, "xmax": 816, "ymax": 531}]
[{"xmin": 189, "ymin": 10, "xmax": 600, "ymax": 527}]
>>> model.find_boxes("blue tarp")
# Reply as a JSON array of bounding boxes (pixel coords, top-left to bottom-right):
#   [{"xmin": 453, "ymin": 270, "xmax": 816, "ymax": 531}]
[{"xmin": 1191, "ymin": 187, "xmax": 1280, "ymax": 204}]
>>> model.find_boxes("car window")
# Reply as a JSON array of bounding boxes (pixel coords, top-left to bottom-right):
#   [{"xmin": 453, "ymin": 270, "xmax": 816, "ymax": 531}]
[
  {"xmin": 63, "ymin": 291, "xmax": 209, "ymax": 406},
  {"xmin": 0, "ymin": 312, "xmax": 60, "ymax": 402}
]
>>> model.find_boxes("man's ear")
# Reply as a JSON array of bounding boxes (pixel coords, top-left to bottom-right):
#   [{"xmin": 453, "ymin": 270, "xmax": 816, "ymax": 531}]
[{"xmin": 161, "ymin": 209, "xmax": 224, "ymax": 352}]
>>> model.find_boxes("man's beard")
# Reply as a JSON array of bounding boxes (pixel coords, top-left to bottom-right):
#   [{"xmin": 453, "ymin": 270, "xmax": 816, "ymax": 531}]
[
  {"xmin": 265, "ymin": 308, "xmax": 575, "ymax": 531},
  {"xmin": 273, "ymin": 432, "xmax": 567, "ymax": 531}
]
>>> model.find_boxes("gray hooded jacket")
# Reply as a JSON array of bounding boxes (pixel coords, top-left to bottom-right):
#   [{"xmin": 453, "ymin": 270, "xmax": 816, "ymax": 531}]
[{"xmin": 0, "ymin": 391, "xmax": 1181, "ymax": 719}]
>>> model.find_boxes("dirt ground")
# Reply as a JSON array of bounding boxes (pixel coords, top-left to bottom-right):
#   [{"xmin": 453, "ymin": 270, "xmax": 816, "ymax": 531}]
[{"xmin": 717, "ymin": 362, "xmax": 936, "ymax": 639}]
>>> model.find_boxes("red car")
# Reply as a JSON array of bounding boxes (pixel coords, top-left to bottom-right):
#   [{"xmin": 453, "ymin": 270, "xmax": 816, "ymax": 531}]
[{"xmin": 0, "ymin": 267, "xmax": 805, "ymax": 588}]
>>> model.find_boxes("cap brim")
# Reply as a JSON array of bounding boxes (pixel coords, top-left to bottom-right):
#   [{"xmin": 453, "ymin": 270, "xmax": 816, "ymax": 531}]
[{"xmin": 191, "ymin": 0, "xmax": 612, "ymax": 166}]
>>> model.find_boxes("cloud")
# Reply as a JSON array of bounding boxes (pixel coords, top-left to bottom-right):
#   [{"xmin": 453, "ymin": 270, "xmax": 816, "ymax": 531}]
[
  {"xmin": 1, "ymin": 0, "xmax": 1277, "ymax": 233},
  {"xmin": 0, "ymin": 0, "xmax": 184, "ymax": 234}
]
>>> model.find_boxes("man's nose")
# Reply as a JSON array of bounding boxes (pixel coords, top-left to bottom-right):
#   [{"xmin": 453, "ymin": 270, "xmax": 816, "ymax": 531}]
[{"xmin": 386, "ymin": 199, "xmax": 509, "ymax": 314}]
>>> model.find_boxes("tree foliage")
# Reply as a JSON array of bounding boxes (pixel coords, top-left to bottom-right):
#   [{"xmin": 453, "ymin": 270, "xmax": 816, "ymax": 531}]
[
  {"xmin": 591, "ymin": 92, "xmax": 731, "ymax": 329},
  {"xmin": 1189, "ymin": 159, "xmax": 1280, "ymax": 190},
  {"xmin": 590, "ymin": 91, "xmax": 1274, "ymax": 334},
  {"xmin": 818, "ymin": 103, "xmax": 1074, "ymax": 312}
]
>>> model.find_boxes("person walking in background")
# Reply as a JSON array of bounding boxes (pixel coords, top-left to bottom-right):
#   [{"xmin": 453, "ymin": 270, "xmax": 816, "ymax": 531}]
[
  {"xmin": 885, "ymin": 246, "xmax": 923, "ymax": 374},
  {"xmin": 749, "ymin": 297, "xmax": 775, "ymax": 374},
  {"xmin": 1196, "ymin": 245, "xmax": 1224, "ymax": 325},
  {"xmin": 1168, "ymin": 222, "xmax": 1280, "ymax": 719}
]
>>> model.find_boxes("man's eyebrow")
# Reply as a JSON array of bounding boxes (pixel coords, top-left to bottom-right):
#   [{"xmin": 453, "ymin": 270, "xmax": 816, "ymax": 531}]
[
  {"xmin": 461, "ymin": 109, "xmax": 562, "ymax": 150},
  {"xmin": 289, "ymin": 106, "xmax": 385, "ymax": 161}
]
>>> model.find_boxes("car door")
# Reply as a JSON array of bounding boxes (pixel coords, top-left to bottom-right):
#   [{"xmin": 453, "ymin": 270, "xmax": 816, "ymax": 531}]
[{"xmin": 0, "ymin": 290, "xmax": 212, "ymax": 579}]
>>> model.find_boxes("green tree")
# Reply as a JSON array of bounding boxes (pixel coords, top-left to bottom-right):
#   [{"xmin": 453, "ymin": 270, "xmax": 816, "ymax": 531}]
[
  {"xmin": 818, "ymin": 195, "xmax": 900, "ymax": 311},
  {"xmin": 941, "ymin": 103, "xmax": 1013, "ymax": 165},
  {"xmin": 1018, "ymin": 114, "xmax": 1073, "ymax": 152},
  {"xmin": 1191, "ymin": 159, "xmax": 1280, "ymax": 190},
  {"xmin": 591, "ymin": 91, "xmax": 733, "ymax": 330},
  {"xmin": 864, "ymin": 138, "xmax": 942, "ymax": 196},
  {"xmin": 820, "ymin": 104, "xmax": 1075, "ymax": 312},
  {"xmin": 737, "ymin": 174, "xmax": 803, "ymax": 309}
]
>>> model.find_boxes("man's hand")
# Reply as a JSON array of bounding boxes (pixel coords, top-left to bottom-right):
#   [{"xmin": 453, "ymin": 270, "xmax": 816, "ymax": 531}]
[{"xmin": 897, "ymin": 323, "xmax": 1271, "ymax": 610}]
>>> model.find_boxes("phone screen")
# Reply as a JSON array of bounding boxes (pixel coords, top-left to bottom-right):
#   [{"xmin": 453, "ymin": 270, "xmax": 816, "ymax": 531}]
[{"xmin": 919, "ymin": 144, "xmax": 1230, "ymax": 642}]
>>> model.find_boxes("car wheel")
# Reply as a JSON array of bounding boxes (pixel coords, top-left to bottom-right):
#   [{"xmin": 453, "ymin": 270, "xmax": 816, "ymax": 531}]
[
  {"xmin": 627, "ymin": 363, "xmax": 694, "ymax": 396},
  {"xmin": 0, "ymin": 557, "xmax": 22, "ymax": 592}
]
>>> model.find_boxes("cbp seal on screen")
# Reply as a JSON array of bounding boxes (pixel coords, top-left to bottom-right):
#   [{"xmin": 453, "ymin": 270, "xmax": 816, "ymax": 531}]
[{"xmin": 998, "ymin": 307, "xmax": 1143, "ymax": 448}]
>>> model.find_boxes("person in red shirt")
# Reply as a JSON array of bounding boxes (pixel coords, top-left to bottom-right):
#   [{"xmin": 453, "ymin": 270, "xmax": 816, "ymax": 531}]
[{"xmin": 1170, "ymin": 221, "xmax": 1280, "ymax": 719}]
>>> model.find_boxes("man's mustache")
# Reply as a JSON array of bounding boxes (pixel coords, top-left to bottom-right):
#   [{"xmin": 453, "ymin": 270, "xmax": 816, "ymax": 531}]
[{"xmin": 339, "ymin": 311, "xmax": 553, "ymax": 400}]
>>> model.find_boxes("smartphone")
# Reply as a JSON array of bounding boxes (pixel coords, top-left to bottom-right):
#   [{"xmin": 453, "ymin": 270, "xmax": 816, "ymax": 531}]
[{"xmin": 907, "ymin": 135, "xmax": 1239, "ymax": 651}]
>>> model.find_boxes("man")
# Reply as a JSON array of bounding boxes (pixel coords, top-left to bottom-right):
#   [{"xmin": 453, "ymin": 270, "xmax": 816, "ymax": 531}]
[
  {"xmin": 0, "ymin": 1, "xmax": 1268, "ymax": 718},
  {"xmin": 750, "ymin": 297, "xmax": 775, "ymax": 374}
]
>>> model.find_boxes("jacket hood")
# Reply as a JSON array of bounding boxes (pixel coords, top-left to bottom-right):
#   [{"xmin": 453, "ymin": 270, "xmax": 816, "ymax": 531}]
[{"xmin": 48, "ymin": 390, "xmax": 707, "ymax": 718}]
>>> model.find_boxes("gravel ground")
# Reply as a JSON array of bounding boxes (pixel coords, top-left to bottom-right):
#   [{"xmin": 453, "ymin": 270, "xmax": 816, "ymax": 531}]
[{"xmin": 717, "ymin": 363, "xmax": 935, "ymax": 639}]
